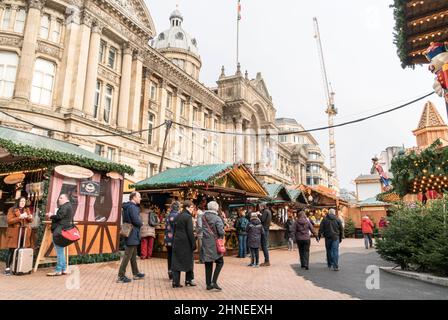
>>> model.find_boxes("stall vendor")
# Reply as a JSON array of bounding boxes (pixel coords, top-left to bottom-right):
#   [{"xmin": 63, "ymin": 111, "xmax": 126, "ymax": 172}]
[{"xmin": 4, "ymin": 197, "xmax": 33, "ymax": 275}]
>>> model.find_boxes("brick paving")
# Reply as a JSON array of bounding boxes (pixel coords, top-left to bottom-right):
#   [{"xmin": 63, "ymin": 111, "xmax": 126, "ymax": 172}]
[{"xmin": 0, "ymin": 240, "xmax": 364, "ymax": 300}]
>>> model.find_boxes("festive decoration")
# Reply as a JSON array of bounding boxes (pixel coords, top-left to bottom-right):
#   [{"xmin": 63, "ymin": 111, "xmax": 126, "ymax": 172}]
[
  {"xmin": 376, "ymin": 190, "xmax": 401, "ymax": 203},
  {"xmin": 425, "ymin": 42, "xmax": 448, "ymax": 103},
  {"xmin": 390, "ymin": 139, "xmax": 448, "ymax": 196},
  {"xmin": 0, "ymin": 138, "xmax": 134, "ymax": 175},
  {"xmin": 371, "ymin": 157, "xmax": 392, "ymax": 190}
]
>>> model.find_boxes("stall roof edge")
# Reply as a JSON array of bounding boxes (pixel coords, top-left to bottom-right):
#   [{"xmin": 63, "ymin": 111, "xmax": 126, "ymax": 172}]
[{"xmin": 0, "ymin": 125, "xmax": 134, "ymax": 175}]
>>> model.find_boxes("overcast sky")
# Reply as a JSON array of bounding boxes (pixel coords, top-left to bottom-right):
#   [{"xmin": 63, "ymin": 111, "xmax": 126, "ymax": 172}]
[{"xmin": 145, "ymin": 0, "xmax": 444, "ymax": 192}]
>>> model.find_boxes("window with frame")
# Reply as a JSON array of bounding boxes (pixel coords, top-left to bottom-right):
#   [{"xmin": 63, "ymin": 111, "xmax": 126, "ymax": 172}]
[
  {"xmin": 146, "ymin": 163, "xmax": 155, "ymax": 178},
  {"xmin": 192, "ymin": 107, "xmax": 198, "ymax": 121},
  {"xmin": 107, "ymin": 147, "xmax": 116, "ymax": 161},
  {"xmin": 93, "ymin": 80, "xmax": 101, "ymax": 118},
  {"xmin": 51, "ymin": 19, "xmax": 62, "ymax": 43},
  {"xmin": 1, "ymin": 7, "xmax": 11, "ymax": 30},
  {"xmin": 31, "ymin": 58, "xmax": 55, "ymax": 106},
  {"xmin": 179, "ymin": 99, "xmax": 185, "ymax": 117},
  {"xmin": 99, "ymin": 41, "xmax": 106, "ymax": 64},
  {"xmin": 191, "ymin": 132, "xmax": 196, "ymax": 162},
  {"xmin": 150, "ymin": 82, "xmax": 157, "ymax": 101},
  {"xmin": 107, "ymin": 47, "xmax": 116, "ymax": 69},
  {"xmin": 13, "ymin": 8, "xmax": 26, "ymax": 33},
  {"xmin": 202, "ymin": 138, "xmax": 208, "ymax": 163},
  {"xmin": 166, "ymin": 91, "xmax": 172, "ymax": 109},
  {"xmin": 147, "ymin": 112, "xmax": 155, "ymax": 145},
  {"xmin": 178, "ymin": 128, "xmax": 184, "ymax": 155},
  {"xmin": 0, "ymin": 52, "xmax": 18, "ymax": 98},
  {"xmin": 103, "ymin": 85, "xmax": 113, "ymax": 123},
  {"xmin": 94, "ymin": 144, "xmax": 104, "ymax": 156},
  {"xmin": 39, "ymin": 14, "xmax": 50, "ymax": 39}
]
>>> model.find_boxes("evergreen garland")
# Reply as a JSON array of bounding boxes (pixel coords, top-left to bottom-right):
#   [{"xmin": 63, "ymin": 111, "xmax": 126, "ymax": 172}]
[
  {"xmin": 390, "ymin": 0, "xmax": 412, "ymax": 69},
  {"xmin": 0, "ymin": 138, "xmax": 134, "ymax": 175},
  {"xmin": 390, "ymin": 139, "xmax": 445, "ymax": 196}
]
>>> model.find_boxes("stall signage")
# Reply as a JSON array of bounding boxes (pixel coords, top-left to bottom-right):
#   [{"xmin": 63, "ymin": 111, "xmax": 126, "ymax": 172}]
[
  {"xmin": 55, "ymin": 165, "xmax": 94, "ymax": 179},
  {"xmin": 80, "ymin": 181, "xmax": 100, "ymax": 196}
]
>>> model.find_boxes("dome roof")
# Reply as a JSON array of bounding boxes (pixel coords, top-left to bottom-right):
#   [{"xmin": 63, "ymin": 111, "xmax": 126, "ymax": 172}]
[{"xmin": 152, "ymin": 8, "xmax": 199, "ymax": 57}]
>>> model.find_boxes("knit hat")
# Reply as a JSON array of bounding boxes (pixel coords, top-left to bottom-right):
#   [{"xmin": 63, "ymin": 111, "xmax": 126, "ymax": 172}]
[{"xmin": 251, "ymin": 212, "xmax": 258, "ymax": 218}]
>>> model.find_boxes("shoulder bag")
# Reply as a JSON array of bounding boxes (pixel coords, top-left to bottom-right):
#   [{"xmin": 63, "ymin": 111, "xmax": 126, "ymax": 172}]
[{"xmin": 202, "ymin": 215, "xmax": 226, "ymax": 254}]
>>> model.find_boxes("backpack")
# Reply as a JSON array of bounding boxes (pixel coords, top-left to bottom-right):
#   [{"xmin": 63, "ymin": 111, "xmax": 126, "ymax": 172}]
[{"xmin": 239, "ymin": 217, "xmax": 249, "ymax": 231}]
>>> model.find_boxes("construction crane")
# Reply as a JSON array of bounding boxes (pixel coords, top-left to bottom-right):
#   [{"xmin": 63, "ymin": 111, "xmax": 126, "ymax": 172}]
[{"xmin": 313, "ymin": 17, "xmax": 338, "ymax": 190}]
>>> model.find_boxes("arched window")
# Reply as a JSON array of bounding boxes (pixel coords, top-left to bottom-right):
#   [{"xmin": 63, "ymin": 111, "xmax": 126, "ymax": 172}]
[
  {"xmin": 31, "ymin": 58, "xmax": 55, "ymax": 105},
  {"xmin": 0, "ymin": 51, "xmax": 18, "ymax": 98}
]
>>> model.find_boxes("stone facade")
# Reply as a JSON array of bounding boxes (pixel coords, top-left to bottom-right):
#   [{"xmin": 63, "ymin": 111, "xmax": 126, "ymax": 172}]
[{"xmin": 0, "ymin": 0, "xmax": 338, "ymax": 189}]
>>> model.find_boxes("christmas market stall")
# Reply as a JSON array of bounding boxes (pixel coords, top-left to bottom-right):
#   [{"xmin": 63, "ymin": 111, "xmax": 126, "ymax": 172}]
[
  {"xmin": 0, "ymin": 126, "xmax": 134, "ymax": 269},
  {"xmin": 132, "ymin": 163, "xmax": 268, "ymax": 256},
  {"xmin": 292, "ymin": 184, "xmax": 349, "ymax": 234}
]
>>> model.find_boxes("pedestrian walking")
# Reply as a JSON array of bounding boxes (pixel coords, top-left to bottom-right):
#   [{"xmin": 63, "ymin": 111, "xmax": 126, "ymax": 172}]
[
  {"xmin": 139, "ymin": 203, "xmax": 159, "ymax": 259},
  {"xmin": 171, "ymin": 200, "xmax": 197, "ymax": 288},
  {"xmin": 318, "ymin": 208, "xmax": 343, "ymax": 271},
  {"xmin": 195, "ymin": 202, "xmax": 205, "ymax": 264},
  {"xmin": 164, "ymin": 201, "xmax": 180, "ymax": 280},
  {"xmin": 247, "ymin": 212, "xmax": 264, "ymax": 267},
  {"xmin": 294, "ymin": 211, "xmax": 318, "ymax": 270},
  {"xmin": 361, "ymin": 215, "xmax": 375, "ymax": 249},
  {"xmin": 117, "ymin": 192, "xmax": 145, "ymax": 283},
  {"xmin": 259, "ymin": 204, "xmax": 272, "ymax": 266},
  {"xmin": 284, "ymin": 213, "xmax": 295, "ymax": 251},
  {"xmin": 235, "ymin": 208, "xmax": 249, "ymax": 258},
  {"xmin": 47, "ymin": 194, "xmax": 74, "ymax": 276},
  {"xmin": 378, "ymin": 216, "xmax": 389, "ymax": 240},
  {"xmin": 201, "ymin": 201, "xmax": 225, "ymax": 291},
  {"xmin": 4, "ymin": 197, "xmax": 33, "ymax": 276}
]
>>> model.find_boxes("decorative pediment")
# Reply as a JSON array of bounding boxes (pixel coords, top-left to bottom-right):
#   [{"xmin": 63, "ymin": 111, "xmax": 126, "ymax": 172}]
[
  {"xmin": 250, "ymin": 73, "xmax": 271, "ymax": 100},
  {"xmin": 108, "ymin": 0, "xmax": 156, "ymax": 37}
]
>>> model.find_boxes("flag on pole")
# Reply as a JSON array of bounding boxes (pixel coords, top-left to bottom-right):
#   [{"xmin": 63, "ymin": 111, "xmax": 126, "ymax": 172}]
[{"xmin": 237, "ymin": 0, "xmax": 241, "ymax": 20}]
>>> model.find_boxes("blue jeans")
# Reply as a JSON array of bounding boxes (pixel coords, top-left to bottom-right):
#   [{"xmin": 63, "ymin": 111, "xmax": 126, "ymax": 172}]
[
  {"xmin": 261, "ymin": 228, "xmax": 270, "ymax": 263},
  {"xmin": 54, "ymin": 242, "xmax": 66, "ymax": 273},
  {"xmin": 325, "ymin": 238, "xmax": 339, "ymax": 268},
  {"xmin": 363, "ymin": 234, "xmax": 373, "ymax": 249},
  {"xmin": 238, "ymin": 235, "xmax": 247, "ymax": 257}
]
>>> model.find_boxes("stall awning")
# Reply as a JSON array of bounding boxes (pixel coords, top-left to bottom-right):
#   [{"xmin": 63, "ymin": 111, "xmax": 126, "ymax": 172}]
[
  {"xmin": 0, "ymin": 126, "xmax": 134, "ymax": 175},
  {"xmin": 263, "ymin": 183, "xmax": 298, "ymax": 203},
  {"xmin": 133, "ymin": 163, "xmax": 268, "ymax": 198}
]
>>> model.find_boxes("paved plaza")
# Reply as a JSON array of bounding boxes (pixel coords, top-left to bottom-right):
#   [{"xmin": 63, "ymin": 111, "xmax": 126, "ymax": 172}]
[{"xmin": 1, "ymin": 239, "xmax": 447, "ymax": 300}]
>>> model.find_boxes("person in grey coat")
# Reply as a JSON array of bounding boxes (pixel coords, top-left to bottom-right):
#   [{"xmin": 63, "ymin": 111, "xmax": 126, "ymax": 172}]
[
  {"xmin": 171, "ymin": 200, "xmax": 197, "ymax": 288},
  {"xmin": 294, "ymin": 211, "xmax": 318, "ymax": 270},
  {"xmin": 201, "ymin": 201, "xmax": 225, "ymax": 291},
  {"xmin": 247, "ymin": 212, "xmax": 264, "ymax": 267}
]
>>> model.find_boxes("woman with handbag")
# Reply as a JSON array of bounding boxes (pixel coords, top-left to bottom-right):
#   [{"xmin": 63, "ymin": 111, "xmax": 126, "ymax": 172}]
[
  {"xmin": 201, "ymin": 201, "xmax": 225, "ymax": 291},
  {"xmin": 4, "ymin": 197, "xmax": 33, "ymax": 276},
  {"xmin": 47, "ymin": 194, "xmax": 74, "ymax": 276},
  {"xmin": 139, "ymin": 203, "xmax": 158, "ymax": 259}
]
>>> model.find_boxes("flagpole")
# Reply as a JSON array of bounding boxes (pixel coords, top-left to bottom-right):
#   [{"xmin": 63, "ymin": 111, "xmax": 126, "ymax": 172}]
[{"xmin": 237, "ymin": 0, "xmax": 240, "ymax": 66}]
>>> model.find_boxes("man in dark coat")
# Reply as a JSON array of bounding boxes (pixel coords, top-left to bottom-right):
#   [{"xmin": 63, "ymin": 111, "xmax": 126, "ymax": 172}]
[
  {"xmin": 259, "ymin": 204, "xmax": 272, "ymax": 266},
  {"xmin": 117, "ymin": 192, "xmax": 145, "ymax": 283},
  {"xmin": 318, "ymin": 208, "xmax": 344, "ymax": 271},
  {"xmin": 171, "ymin": 200, "xmax": 197, "ymax": 288},
  {"xmin": 47, "ymin": 194, "xmax": 74, "ymax": 276},
  {"xmin": 247, "ymin": 212, "xmax": 264, "ymax": 267}
]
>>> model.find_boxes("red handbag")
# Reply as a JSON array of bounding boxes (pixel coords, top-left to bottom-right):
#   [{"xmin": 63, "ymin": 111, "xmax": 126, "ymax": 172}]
[
  {"xmin": 61, "ymin": 226, "xmax": 81, "ymax": 242},
  {"xmin": 202, "ymin": 216, "xmax": 226, "ymax": 254}
]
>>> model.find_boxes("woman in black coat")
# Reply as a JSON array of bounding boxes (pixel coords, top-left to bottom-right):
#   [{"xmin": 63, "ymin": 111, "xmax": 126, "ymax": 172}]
[{"xmin": 171, "ymin": 200, "xmax": 197, "ymax": 288}]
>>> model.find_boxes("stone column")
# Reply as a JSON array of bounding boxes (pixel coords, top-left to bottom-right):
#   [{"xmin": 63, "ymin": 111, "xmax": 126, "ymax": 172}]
[
  {"xmin": 157, "ymin": 80, "xmax": 168, "ymax": 150},
  {"xmin": 117, "ymin": 43, "xmax": 133, "ymax": 130},
  {"xmin": 141, "ymin": 68, "xmax": 152, "ymax": 140},
  {"xmin": 71, "ymin": 11, "xmax": 93, "ymax": 113},
  {"xmin": 235, "ymin": 118, "xmax": 243, "ymax": 163},
  {"xmin": 243, "ymin": 121, "xmax": 251, "ymax": 165},
  {"xmin": 14, "ymin": 0, "xmax": 45, "ymax": 101},
  {"xmin": 55, "ymin": 5, "xmax": 82, "ymax": 112},
  {"xmin": 128, "ymin": 50, "xmax": 143, "ymax": 131},
  {"xmin": 82, "ymin": 22, "xmax": 103, "ymax": 117},
  {"xmin": 224, "ymin": 116, "xmax": 234, "ymax": 163},
  {"xmin": 9, "ymin": 5, "xmax": 19, "ymax": 30}
]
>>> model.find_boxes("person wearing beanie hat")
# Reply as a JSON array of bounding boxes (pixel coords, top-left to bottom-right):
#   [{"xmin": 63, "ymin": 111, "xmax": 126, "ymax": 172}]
[{"xmin": 247, "ymin": 213, "xmax": 264, "ymax": 267}]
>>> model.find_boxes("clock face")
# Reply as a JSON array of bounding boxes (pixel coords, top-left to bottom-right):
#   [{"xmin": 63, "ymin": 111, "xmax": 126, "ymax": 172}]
[{"xmin": 84, "ymin": 183, "xmax": 96, "ymax": 193}]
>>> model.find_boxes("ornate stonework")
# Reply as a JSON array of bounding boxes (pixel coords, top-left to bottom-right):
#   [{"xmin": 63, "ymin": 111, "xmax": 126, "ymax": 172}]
[
  {"xmin": 0, "ymin": 35, "xmax": 23, "ymax": 48},
  {"xmin": 37, "ymin": 40, "xmax": 63, "ymax": 59},
  {"xmin": 27, "ymin": 0, "xmax": 46, "ymax": 10},
  {"xmin": 98, "ymin": 65, "xmax": 120, "ymax": 85}
]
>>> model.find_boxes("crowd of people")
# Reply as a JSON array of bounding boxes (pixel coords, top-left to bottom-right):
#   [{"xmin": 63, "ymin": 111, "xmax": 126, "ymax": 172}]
[{"xmin": 3, "ymin": 190, "xmax": 390, "ymax": 286}]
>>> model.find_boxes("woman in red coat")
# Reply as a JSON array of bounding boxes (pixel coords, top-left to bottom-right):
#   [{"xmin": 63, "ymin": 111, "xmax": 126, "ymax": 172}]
[
  {"xmin": 361, "ymin": 215, "xmax": 374, "ymax": 249},
  {"xmin": 5, "ymin": 197, "xmax": 33, "ymax": 275}
]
